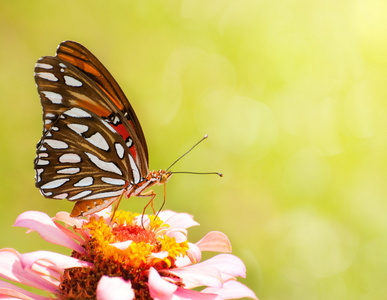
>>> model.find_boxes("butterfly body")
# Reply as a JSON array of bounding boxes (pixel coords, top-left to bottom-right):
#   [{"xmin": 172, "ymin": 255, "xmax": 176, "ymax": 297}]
[
  {"xmin": 34, "ymin": 41, "xmax": 170, "ymax": 217},
  {"xmin": 69, "ymin": 169, "xmax": 171, "ymax": 217}
]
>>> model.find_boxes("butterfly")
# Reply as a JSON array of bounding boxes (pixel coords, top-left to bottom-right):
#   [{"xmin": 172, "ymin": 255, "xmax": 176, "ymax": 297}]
[{"xmin": 34, "ymin": 41, "xmax": 171, "ymax": 217}]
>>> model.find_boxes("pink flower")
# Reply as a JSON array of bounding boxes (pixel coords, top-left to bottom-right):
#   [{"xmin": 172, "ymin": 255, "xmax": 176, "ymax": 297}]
[{"xmin": 0, "ymin": 210, "xmax": 257, "ymax": 299}]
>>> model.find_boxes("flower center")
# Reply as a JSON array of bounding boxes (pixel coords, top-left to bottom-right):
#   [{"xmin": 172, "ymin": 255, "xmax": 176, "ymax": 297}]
[
  {"xmin": 59, "ymin": 211, "xmax": 188, "ymax": 299},
  {"xmin": 112, "ymin": 224, "xmax": 158, "ymax": 245}
]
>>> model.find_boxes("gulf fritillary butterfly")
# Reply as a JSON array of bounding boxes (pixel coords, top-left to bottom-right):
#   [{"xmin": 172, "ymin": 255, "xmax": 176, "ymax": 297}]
[{"xmin": 34, "ymin": 41, "xmax": 171, "ymax": 217}]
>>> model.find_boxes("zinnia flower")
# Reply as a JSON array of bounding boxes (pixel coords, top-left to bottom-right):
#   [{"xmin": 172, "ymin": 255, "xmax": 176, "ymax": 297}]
[{"xmin": 0, "ymin": 209, "xmax": 257, "ymax": 299}]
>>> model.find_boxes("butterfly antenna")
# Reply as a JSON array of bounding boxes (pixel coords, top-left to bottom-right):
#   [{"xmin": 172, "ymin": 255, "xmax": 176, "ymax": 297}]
[
  {"xmin": 166, "ymin": 134, "xmax": 209, "ymax": 172},
  {"xmin": 171, "ymin": 171, "xmax": 223, "ymax": 177}
]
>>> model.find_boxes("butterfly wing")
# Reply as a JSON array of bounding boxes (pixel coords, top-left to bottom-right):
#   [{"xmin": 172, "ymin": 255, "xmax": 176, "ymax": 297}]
[
  {"xmin": 56, "ymin": 41, "xmax": 148, "ymax": 163},
  {"xmin": 35, "ymin": 107, "xmax": 136, "ymax": 200},
  {"xmin": 35, "ymin": 41, "xmax": 148, "ymax": 175},
  {"xmin": 34, "ymin": 41, "xmax": 149, "ymax": 214}
]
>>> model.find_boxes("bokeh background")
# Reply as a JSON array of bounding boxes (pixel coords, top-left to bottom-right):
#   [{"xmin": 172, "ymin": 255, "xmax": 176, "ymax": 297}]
[{"xmin": 1, "ymin": 1, "xmax": 387, "ymax": 299}]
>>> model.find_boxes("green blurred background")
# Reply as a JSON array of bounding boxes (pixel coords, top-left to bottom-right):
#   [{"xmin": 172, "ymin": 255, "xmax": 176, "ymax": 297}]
[{"xmin": 1, "ymin": 1, "xmax": 387, "ymax": 299}]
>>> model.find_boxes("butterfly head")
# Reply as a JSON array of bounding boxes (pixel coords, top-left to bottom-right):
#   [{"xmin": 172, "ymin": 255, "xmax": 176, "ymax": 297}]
[
  {"xmin": 151, "ymin": 169, "xmax": 172, "ymax": 185},
  {"xmin": 159, "ymin": 170, "xmax": 172, "ymax": 184}
]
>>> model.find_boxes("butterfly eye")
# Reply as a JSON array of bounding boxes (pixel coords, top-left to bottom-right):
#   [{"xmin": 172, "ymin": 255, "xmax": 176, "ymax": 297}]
[{"xmin": 160, "ymin": 172, "xmax": 172, "ymax": 184}]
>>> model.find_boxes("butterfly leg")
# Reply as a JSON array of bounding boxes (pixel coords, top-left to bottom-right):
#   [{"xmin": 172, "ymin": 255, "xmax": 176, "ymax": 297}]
[
  {"xmin": 136, "ymin": 190, "xmax": 157, "ymax": 228},
  {"xmin": 138, "ymin": 190, "xmax": 157, "ymax": 214},
  {"xmin": 139, "ymin": 182, "xmax": 167, "ymax": 225},
  {"xmin": 110, "ymin": 192, "xmax": 126, "ymax": 222}
]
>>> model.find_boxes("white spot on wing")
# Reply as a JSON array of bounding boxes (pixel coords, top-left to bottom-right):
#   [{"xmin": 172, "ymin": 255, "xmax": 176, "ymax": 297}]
[
  {"xmin": 101, "ymin": 119, "xmax": 117, "ymax": 133},
  {"xmin": 36, "ymin": 168, "xmax": 44, "ymax": 176},
  {"xmin": 35, "ymin": 168, "xmax": 44, "ymax": 182},
  {"xmin": 85, "ymin": 152, "xmax": 122, "ymax": 176},
  {"xmin": 57, "ymin": 167, "xmax": 80, "ymax": 174},
  {"xmin": 112, "ymin": 115, "xmax": 120, "ymax": 125},
  {"xmin": 86, "ymin": 132, "xmax": 109, "ymax": 151},
  {"xmin": 53, "ymin": 193, "xmax": 68, "ymax": 199},
  {"xmin": 36, "ymin": 63, "xmax": 53, "ymax": 69},
  {"xmin": 64, "ymin": 108, "xmax": 91, "ymax": 118},
  {"xmin": 37, "ymin": 72, "xmax": 58, "ymax": 82},
  {"xmin": 129, "ymin": 155, "xmax": 140, "ymax": 184},
  {"xmin": 59, "ymin": 63, "xmax": 67, "ymax": 68},
  {"xmin": 46, "ymin": 113, "xmax": 56, "ymax": 118},
  {"xmin": 84, "ymin": 190, "xmax": 123, "ymax": 200},
  {"xmin": 114, "ymin": 143, "xmax": 125, "ymax": 159},
  {"xmin": 40, "ymin": 178, "xmax": 70, "ymax": 189},
  {"xmin": 74, "ymin": 177, "xmax": 94, "ymax": 187},
  {"xmin": 59, "ymin": 153, "xmax": 81, "ymax": 163},
  {"xmin": 44, "ymin": 139, "xmax": 69, "ymax": 149},
  {"xmin": 36, "ymin": 159, "xmax": 49, "ymax": 166},
  {"xmin": 69, "ymin": 190, "xmax": 93, "ymax": 200},
  {"xmin": 41, "ymin": 91, "xmax": 63, "ymax": 104},
  {"xmin": 64, "ymin": 75, "xmax": 83, "ymax": 87},
  {"xmin": 126, "ymin": 137, "xmax": 133, "ymax": 148},
  {"xmin": 67, "ymin": 123, "xmax": 89, "ymax": 135},
  {"xmin": 101, "ymin": 177, "xmax": 126, "ymax": 186}
]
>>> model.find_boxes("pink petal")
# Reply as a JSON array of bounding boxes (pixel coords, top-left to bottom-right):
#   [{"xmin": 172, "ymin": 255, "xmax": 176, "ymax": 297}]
[
  {"xmin": 14, "ymin": 211, "xmax": 84, "ymax": 253},
  {"xmin": 96, "ymin": 276, "xmax": 134, "ymax": 300},
  {"xmin": 111, "ymin": 240, "xmax": 132, "ymax": 250},
  {"xmin": 167, "ymin": 266, "xmax": 223, "ymax": 289},
  {"xmin": 91, "ymin": 206, "xmax": 112, "ymax": 221},
  {"xmin": 20, "ymin": 251, "xmax": 92, "ymax": 273},
  {"xmin": 165, "ymin": 228, "xmax": 188, "ymax": 243},
  {"xmin": 133, "ymin": 215, "xmax": 151, "ymax": 228},
  {"xmin": 175, "ymin": 243, "xmax": 201, "ymax": 267},
  {"xmin": 53, "ymin": 212, "xmax": 89, "ymax": 242},
  {"xmin": 53, "ymin": 222, "xmax": 86, "ymax": 245},
  {"xmin": 202, "ymin": 280, "xmax": 258, "ymax": 300},
  {"xmin": 174, "ymin": 257, "xmax": 192, "ymax": 269},
  {"xmin": 191, "ymin": 254, "xmax": 246, "ymax": 279},
  {"xmin": 159, "ymin": 211, "xmax": 199, "ymax": 229},
  {"xmin": 20, "ymin": 259, "xmax": 62, "ymax": 285},
  {"xmin": 0, "ymin": 249, "xmax": 57, "ymax": 293},
  {"xmin": 174, "ymin": 286, "xmax": 220, "ymax": 300},
  {"xmin": 148, "ymin": 267, "xmax": 177, "ymax": 300},
  {"xmin": 196, "ymin": 231, "xmax": 232, "ymax": 253},
  {"xmin": 53, "ymin": 212, "xmax": 82, "ymax": 228},
  {"xmin": 149, "ymin": 251, "xmax": 169, "ymax": 260},
  {"xmin": 0, "ymin": 280, "xmax": 50, "ymax": 300},
  {"xmin": 156, "ymin": 210, "xmax": 177, "ymax": 221}
]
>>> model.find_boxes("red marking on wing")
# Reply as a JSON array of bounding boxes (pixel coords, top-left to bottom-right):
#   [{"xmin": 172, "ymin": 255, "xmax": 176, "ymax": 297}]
[
  {"xmin": 110, "ymin": 123, "xmax": 137, "ymax": 161},
  {"xmin": 129, "ymin": 147, "xmax": 137, "ymax": 161}
]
